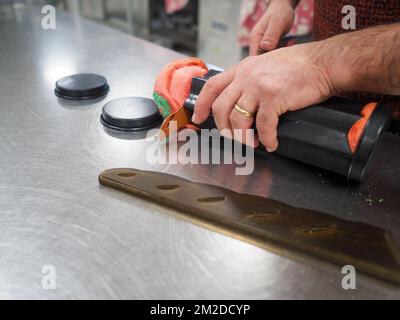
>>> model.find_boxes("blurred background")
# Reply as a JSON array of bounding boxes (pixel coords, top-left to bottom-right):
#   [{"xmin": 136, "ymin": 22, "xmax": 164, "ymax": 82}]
[{"xmin": 0, "ymin": 0, "xmax": 314, "ymax": 68}]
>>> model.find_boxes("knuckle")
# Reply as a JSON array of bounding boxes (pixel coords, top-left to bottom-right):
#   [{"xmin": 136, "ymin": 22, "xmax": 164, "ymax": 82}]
[
  {"xmin": 253, "ymin": 77, "xmax": 268, "ymax": 91},
  {"xmin": 230, "ymin": 112, "xmax": 251, "ymax": 129},
  {"xmin": 266, "ymin": 16, "xmax": 281, "ymax": 31},
  {"xmin": 267, "ymin": 15, "xmax": 278, "ymax": 27},
  {"xmin": 204, "ymin": 78, "xmax": 218, "ymax": 93},
  {"xmin": 212, "ymin": 102, "xmax": 224, "ymax": 119},
  {"xmin": 237, "ymin": 69, "xmax": 251, "ymax": 80},
  {"xmin": 256, "ymin": 125, "xmax": 267, "ymax": 139},
  {"xmin": 230, "ymin": 112, "xmax": 242, "ymax": 127},
  {"xmin": 250, "ymin": 27, "xmax": 262, "ymax": 40},
  {"xmin": 250, "ymin": 17, "xmax": 266, "ymax": 36},
  {"xmin": 256, "ymin": 113, "xmax": 269, "ymax": 133},
  {"xmin": 249, "ymin": 28, "xmax": 258, "ymax": 39},
  {"xmin": 255, "ymin": 77, "xmax": 280, "ymax": 94}
]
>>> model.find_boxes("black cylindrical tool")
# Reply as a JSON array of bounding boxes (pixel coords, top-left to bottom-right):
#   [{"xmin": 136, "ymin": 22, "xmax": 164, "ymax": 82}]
[{"xmin": 184, "ymin": 70, "xmax": 392, "ymax": 182}]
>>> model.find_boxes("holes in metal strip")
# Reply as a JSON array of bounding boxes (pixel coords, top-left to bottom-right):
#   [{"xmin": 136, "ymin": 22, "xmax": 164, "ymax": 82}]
[
  {"xmin": 156, "ymin": 185, "xmax": 180, "ymax": 191},
  {"xmin": 197, "ymin": 196, "xmax": 227, "ymax": 203},
  {"xmin": 294, "ymin": 224, "xmax": 336, "ymax": 234},
  {"xmin": 118, "ymin": 172, "xmax": 137, "ymax": 178},
  {"xmin": 246, "ymin": 211, "xmax": 280, "ymax": 219}
]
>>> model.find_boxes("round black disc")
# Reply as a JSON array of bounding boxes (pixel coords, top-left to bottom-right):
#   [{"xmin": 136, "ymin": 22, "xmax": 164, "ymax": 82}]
[
  {"xmin": 101, "ymin": 97, "xmax": 163, "ymax": 132},
  {"xmin": 55, "ymin": 73, "xmax": 110, "ymax": 100}
]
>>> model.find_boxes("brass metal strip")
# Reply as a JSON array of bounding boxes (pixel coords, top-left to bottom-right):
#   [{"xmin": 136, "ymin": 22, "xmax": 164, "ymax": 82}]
[{"xmin": 99, "ymin": 168, "xmax": 400, "ymax": 286}]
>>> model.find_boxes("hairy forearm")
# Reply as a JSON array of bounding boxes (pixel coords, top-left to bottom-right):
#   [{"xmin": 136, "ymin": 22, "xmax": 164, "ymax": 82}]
[{"xmin": 316, "ymin": 23, "xmax": 400, "ymax": 96}]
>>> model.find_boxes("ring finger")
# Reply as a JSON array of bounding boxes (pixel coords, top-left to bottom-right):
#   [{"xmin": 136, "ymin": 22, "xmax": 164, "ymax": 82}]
[
  {"xmin": 230, "ymin": 95, "xmax": 259, "ymax": 148},
  {"xmin": 211, "ymin": 83, "xmax": 241, "ymax": 139}
]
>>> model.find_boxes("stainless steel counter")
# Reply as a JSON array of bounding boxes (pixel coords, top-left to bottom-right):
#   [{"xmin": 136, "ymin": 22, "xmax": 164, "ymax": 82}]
[{"xmin": 1, "ymin": 5, "xmax": 400, "ymax": 299}]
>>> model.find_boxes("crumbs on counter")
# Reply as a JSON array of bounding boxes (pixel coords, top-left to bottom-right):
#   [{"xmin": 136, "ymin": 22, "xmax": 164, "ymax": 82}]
[{"xmin": 351, "ymin": 186, "xmax": 386, "ymax": 207}]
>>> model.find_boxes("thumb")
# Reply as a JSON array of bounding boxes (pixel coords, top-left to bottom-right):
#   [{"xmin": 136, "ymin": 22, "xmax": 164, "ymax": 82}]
[{"xmin": 259, "ymin": 17, "xmax": 289, "ymax": 52}]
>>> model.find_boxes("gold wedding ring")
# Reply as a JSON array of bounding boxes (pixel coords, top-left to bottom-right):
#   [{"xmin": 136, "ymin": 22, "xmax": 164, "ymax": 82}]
[{"xmin": 234, "ymin": 104, "xmax": 255, "ymax": 118}]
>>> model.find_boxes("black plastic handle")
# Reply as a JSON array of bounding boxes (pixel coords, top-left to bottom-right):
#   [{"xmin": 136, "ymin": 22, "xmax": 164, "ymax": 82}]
[{"xmin": 184, "ymin": 71, "xmax": 392, "ymax": 182}]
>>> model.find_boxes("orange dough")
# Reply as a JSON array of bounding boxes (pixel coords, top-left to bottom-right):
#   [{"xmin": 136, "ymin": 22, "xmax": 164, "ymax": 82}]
[
  {"xmin": 347, "ymin": 102, "xmax": 378, "ymax": 153},
  {"xmin": 154, "ymin": 57, "xmax": 208, "ymax": 117}
]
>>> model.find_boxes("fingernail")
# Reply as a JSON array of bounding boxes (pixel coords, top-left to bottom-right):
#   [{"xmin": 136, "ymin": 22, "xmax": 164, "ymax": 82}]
[
  {"xmin": 191, "ymin": 114, "xmax": 197, "ymax": 124},
  {"xmin": 221, "ymin": 130, "xmax": 233, "ymax": 140},
  {"xmin": 261, "ymin": 40, "xmax": 272, "ymax": 50},
  {"xmin": 267, "ymin": 146, "xmax": 277, "ymax": 153}
]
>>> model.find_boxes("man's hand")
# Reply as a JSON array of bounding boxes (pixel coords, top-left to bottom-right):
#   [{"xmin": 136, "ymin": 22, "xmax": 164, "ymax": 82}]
[
  {"xmin": 192, "ymin": 23, "xmax": 400, "ymax": 152},
  {"xmin": 192, "ymin": 43, "xmax": 335, "ymax": 151},
  {"xmin": 249, "ymin": 0, "xmax": 296, "ymax": 55}
]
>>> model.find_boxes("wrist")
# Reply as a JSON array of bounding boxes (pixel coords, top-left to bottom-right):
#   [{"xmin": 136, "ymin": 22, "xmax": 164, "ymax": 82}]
[
  {"xmin": 310, "ymin": 37, "xmax": 353, "ymax": 96},
  {"xmin": 311, "ymin": 25, "xmax": 400, "ymax": 96}
]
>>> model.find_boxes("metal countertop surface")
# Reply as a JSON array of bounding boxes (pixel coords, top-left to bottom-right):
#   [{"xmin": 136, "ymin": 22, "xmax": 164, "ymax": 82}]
[{"xmin": 1, "ymin": 5, "xmax": 400, "ymax": 299}]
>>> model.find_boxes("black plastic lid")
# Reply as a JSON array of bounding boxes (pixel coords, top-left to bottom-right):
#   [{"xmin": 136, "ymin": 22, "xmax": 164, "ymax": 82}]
[
  {"xmin": 55, "ymin": 73, "xmax": 110, "ymax": 100},
  {"xmin": 101, "ymin": 97, "xmax": 163, "ymax": 132}
]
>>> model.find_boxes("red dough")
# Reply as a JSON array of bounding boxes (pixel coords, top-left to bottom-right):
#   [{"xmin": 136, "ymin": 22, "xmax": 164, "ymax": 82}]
[{"xmin": 347, "ymin": 102, "xmax": 378, "ymax": 153}]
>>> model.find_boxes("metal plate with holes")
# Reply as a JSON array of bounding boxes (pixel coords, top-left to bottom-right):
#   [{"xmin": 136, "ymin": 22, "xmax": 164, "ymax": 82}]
[{"xmin": 99, "ymin": 168, "xmax": 400, "ymax": 286}]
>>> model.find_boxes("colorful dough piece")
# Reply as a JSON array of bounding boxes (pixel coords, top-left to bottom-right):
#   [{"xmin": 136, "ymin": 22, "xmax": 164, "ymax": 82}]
[{"xmin": 153, "ymin": 57, "xmax": 209, "ymax": 118}]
